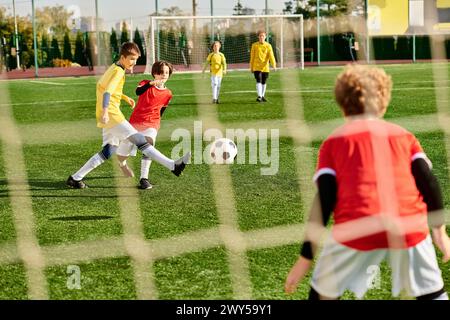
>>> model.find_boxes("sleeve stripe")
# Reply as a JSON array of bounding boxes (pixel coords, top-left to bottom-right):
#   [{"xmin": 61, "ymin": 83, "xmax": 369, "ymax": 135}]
[
  {"xmin": 412, "ymin": 152, "xmax": 432, "ymax": 169},
  {"xmin": 313, "ymin": 168, "xmax": 336, "ymax": 182}
]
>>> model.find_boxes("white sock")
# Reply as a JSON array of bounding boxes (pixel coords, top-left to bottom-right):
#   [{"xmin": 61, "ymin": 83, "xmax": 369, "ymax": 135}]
[
  {"xmin": 211, "ymin": 77, "xmax": 217, "ymax": 99},
  {"xmin": 72, "ymin": 153, "xmax": 104, "ymax": 181},
  {"xmin": 212, "ymin": 85, "xmax": 218, "ymax": 99},
  {"xmin": 262, "ymin": 84, "xmax": 267, "ymax": 97},
  {"xmin": 140, "ymin": 158, "xmax": 152, "ymax": 179},
  {"xmin": 256, "ymin": 83, "xmax": 262, "ymax": 97},
  {"xmin": 141, "ymin": 145, "xmax": 174, "ymax": 171},
  {"xmin": 216, "ymin": 83, "xmax": 221, "ymax": 100}
]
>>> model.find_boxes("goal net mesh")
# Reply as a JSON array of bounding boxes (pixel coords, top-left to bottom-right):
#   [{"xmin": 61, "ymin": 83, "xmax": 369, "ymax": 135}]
[{"xmin": 145, "ymin": 15, "xmax": 304, "ymax": 73}]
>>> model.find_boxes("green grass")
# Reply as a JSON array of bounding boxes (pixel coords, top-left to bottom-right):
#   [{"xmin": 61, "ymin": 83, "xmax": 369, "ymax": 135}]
[{"xmin": 0, "ymin": 62, "xmax": 449, "ymax": 299}]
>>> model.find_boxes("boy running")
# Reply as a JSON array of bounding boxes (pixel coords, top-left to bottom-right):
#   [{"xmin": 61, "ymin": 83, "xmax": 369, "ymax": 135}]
[
  {"xmin": 202, "ymin": 41, "xmax": 227, "ymax": 104},
  {"xmin": 67, "ymin": 43, "xmax": 190, "ymax": 189}
]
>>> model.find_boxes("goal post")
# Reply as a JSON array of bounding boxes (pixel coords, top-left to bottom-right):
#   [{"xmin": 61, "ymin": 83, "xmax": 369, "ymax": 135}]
[{"xmin": 145, "ymin": 14, "xmax": 304, "ymax": 74}]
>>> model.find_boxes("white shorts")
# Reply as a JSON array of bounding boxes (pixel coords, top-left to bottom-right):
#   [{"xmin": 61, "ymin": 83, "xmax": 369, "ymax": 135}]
[
  {"xmin": 311, "ymin": 235, "xmax": 444, "ymax": 299},
  {"xmin": 102, "ymin": 121, "xmax": 138, "ymax": 147},
  {"xmin": 116, "ymin": 127, "xmax": 158, "ymax": 157}
]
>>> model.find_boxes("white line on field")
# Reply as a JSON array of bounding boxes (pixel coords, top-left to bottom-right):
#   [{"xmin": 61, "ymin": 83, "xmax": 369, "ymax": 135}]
[
  {"xmin": 30, "ymin": 80, "xmax": 66, "ymax": 86},
  {"xmin": 2, "ymin": 86, "xmax": 449, "ymax": 106}
]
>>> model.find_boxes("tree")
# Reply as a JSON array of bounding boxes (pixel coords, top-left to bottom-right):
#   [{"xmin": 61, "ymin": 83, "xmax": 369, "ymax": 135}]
[
  {"xmin": 83, "ymin": 32, "xmax": 93, "ymax": 70},
  {"xmin": 40, "ymin": 33, "xmax": 51, "ymax": 66},
  {"xmin": 110, "ymin": 28, "xmax": 119, "ymax": 61},
  {"xmin": 51, "ymin": 37, "xmax": 61, "ymax": 60},
  {"xmin": 120, "ymin": 22, "xmax": 129, "ymax": 44},
  {"xmin": 74, "ymin": 31, "xmax": 86, "ymax": 65},
  {"xmin": 63, "ymin": 32, "xmax": 72, "ymax": 61},
  {"xmin": 283, "ymin": 1, "xmax": 294, "ymax": 14},
  {"xmin": 35, "ymin": 6, "xmax": 72, "ymax": 38},
  {"xmin": 304, "ymin": 0, "xmax": 350, "ymax": 17},
  {"xmin": 233, "ymin": 0, "xmax": 243, "ymax": 15},
  {"xmin": 133, "ymin": 28, "xmax": 146, "ymax": 65},
  {"xmin": 7, "ymin": 35, "xmax": 17, "ymax": 69}
]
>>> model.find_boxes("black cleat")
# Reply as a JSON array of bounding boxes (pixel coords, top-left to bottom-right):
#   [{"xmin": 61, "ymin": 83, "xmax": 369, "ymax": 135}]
[
  {"xmin": 261, "ymin": 96, "xmax": 267, "ymax": 102},
  {"xmin": 138, "ymin": 178, "xmax": 153, "ymax": 190},
  {"xmin": 66, "ymin": 175, "xmax": 88, "ymax": 189},
  {"xmin": 172, "ymin": 151, "xmax": 191, "ymax": 177},
  {"xmin": 256, "ymin": 96, "xmax": 262, "ymax": 102},
  {"xmin": 215, "ymin": 99, "xmax": 219, "ymax": 104}
]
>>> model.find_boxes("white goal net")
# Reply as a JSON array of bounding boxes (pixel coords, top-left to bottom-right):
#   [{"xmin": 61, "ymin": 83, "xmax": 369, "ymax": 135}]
[{"xmin": 145, "ymin": 14, "xmax": 304, "ymax": 73}]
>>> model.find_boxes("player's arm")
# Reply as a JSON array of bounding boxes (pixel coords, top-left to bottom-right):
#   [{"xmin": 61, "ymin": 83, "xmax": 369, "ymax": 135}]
[
  {"xmin": 121, "ymin": 93, "xmax": 135, "ymax": 108},
  {"xmin": 101, "ymin": 92, "xmax": 111, "ymax": 124},
  {"xmin": 250, "ymin": 44, "xmax": 255, "ymax": 72},
  {"xmin": 102, "ymin": 69, "xmax": 123, "ymax": 123},
  {"xmin": 136, "ymin": 80, "xmax": 151, "ymax": 96},
  {"xmin": 160, "ymin": 96, "xmax": 172, "ymax": 117},
  {"xmin": 202, "ymin": 54, "xmax": 211, "ymax": 73},
  {"xmin": 411, "ymin": 157, "xmax": 450, "ymax": 262},
  {"xmin": 301, "ymin": 173, "xmax": 336, "ymax": 260},
  {"xmin": 269, "ymin": 44, "xmax": 277, "ymax": 70},
  {"xmin": 285, "ymin": 174, "xmax": 336, "ymax": 294},
  {"xmin": 222, "ymin": 54, "xmax": 227, "ymax": 75}
]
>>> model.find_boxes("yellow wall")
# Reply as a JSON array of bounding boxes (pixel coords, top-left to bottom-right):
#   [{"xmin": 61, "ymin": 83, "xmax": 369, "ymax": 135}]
[
  {"xmin": 368, "ymin": 0, "xmax": 409, "ymax": 35},
  {"xmin": 437, "ymin": 0, "xmax": 450, "ymax": 8}
]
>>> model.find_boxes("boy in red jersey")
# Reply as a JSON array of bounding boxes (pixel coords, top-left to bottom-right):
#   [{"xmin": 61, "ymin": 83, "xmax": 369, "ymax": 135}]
[
  {"xmin": 116, "ymin": 60, "xmax": 174, "ymax": 190},
  {"xmin": 285, "ymin": 64, "xmax": 450, "ymax": 300}
]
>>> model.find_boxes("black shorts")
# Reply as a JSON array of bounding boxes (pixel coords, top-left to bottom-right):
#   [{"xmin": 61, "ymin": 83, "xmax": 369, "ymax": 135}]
[{"xmin": 254, "ymin": 71, "xmax": 269, "ymax": 84}]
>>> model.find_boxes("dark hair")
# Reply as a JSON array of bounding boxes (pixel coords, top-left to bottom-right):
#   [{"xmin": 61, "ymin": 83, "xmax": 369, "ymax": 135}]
[
  {"xmin": 119, "ymin": 42, "xmax": 141, "ymax": 57},
  {"xmin": 151, "ymin": 60, "xmax": 173, "ymax": 77},
  {"xmin": 211, "ymin": 41, "xmax": 222, "ymax": 50}
]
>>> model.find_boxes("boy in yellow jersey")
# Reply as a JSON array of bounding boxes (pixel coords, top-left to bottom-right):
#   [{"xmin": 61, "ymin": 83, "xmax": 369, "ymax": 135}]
[
  {"xmin": 250, "ymin": 30, "xmax": 276, "ymax": 103},
  {"xmin": 67, "ymin": 42, "xmax": 190, "ymax": 189},
  {"xmin": 202, "ymin": 41, "xmax": 227, "ymax": 104}
]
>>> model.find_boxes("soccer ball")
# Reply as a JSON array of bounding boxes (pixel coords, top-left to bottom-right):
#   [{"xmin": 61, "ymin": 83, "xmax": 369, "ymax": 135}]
[{"xmin": 209, "ymin": 138, "xmax": 238, "ymax": 164}]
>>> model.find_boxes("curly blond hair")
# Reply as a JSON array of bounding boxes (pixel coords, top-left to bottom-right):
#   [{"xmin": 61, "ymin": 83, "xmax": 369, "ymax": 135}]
[{"xmin": 334, "ymin": 64, "xmax": 392, "ymax": 117}]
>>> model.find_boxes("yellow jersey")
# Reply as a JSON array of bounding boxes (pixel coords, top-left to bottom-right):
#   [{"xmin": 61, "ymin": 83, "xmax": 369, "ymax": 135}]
[
  {"xmin": 96, "ymin": 63, "xmax": 128, "ymax": 128},
  {"xmin": 205, "ymin": 52, "xmax": 227, "ymax": 77},
  {"xmin": 250, "ymin": 41, "xmax": 276, "ymax": 73}
]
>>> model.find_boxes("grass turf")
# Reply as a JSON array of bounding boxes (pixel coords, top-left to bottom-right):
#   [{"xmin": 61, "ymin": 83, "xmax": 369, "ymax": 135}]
[{"xmin": 0, "ymin": 62, "xmax": 449, "ymax": 299}]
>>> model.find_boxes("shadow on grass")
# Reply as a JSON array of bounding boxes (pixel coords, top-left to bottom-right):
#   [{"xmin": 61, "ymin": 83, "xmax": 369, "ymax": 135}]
[
  {"xmin": 0, "ymin": 177, "xmax": 138, "ymax": 198},
  {"xmin": 49, "ymin": 215, "xmax": 114, "ymax": 221},
  {"xmin": 0, "ymin": 177, "xmax": 135, "ymax": 190}
]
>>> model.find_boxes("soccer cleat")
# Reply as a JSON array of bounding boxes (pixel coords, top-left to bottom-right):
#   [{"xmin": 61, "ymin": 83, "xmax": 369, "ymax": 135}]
[
  {"xmin": 138, "ymin": 178, "xmax": 153, "ymax": 190},
  {"xmin": 66, "ymin": 175, "xmax": 88, "ymax": 189},
  {"xmin": 261, "ymin": 96, "xmax": 267, "ymax": 102},
  {"xmin": 215, "ymin": 99, "xmax": 219, "ymax": 104},
  {"xmin": 256, "ymin": 96, "xmax": 262, "ymax": 102},
  {"xmin": 212, "ymin": 99, "xmax": 217, "ymax": 104},
  {"xmin": 172, "ymin": 151, "xmax": 191, "ymax": 177},
  {"xmin": 119, "ymin": 163, "xmax": 135, "ymax": 177}
]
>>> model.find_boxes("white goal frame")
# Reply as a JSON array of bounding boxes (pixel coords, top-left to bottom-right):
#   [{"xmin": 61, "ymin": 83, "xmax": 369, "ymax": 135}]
[{"xmin": 145, "ymin": 14, "xmax": 304, "ymax": 73}]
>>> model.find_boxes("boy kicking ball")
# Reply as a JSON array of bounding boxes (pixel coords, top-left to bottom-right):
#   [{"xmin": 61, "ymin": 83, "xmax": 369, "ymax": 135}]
[
  {"xmin": 116, "ymin": 60, "xmax": 174, "ymax": 190},
  {"xmin": 67, "ymin": 43, "xmax": 190, "ymax": 189}
]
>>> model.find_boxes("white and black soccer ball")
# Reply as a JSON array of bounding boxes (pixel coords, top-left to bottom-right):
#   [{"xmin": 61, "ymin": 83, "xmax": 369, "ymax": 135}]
[{"xmin": 209, "ymin": 138, "xmax": 238, "ymax": 164}]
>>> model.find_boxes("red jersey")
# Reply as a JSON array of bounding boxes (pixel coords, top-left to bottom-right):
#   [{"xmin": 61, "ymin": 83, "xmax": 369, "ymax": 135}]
[
  {"xmin": 129, "ymin": 80, "xmax": 172, "ymax": 130},
  {"xmin": 315, "ymin": 118, "xmax": 430, "ymax": 250}
]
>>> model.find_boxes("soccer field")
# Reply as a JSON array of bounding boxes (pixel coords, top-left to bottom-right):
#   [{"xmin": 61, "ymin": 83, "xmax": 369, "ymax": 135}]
[{"xmin": 0, "ymin": 63, "xmax": 449, "ymax": 299}]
